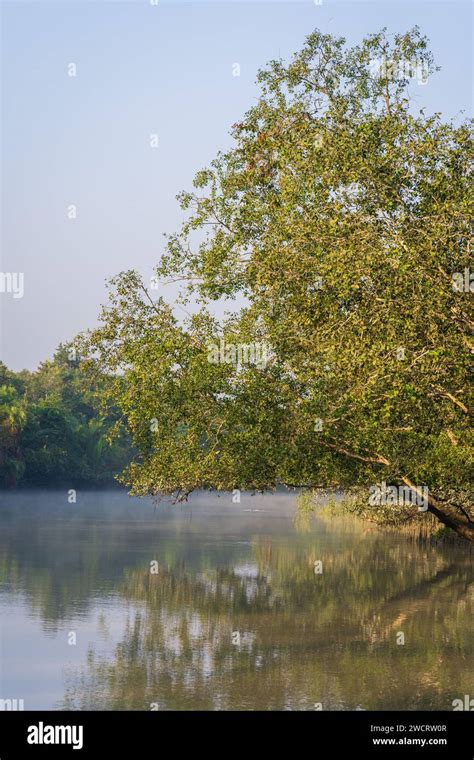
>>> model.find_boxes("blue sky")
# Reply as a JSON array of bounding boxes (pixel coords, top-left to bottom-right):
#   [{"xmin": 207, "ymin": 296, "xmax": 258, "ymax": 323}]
[{"xmin": 1, "ymin": 0, "xmax": 472, "ymax": 370}]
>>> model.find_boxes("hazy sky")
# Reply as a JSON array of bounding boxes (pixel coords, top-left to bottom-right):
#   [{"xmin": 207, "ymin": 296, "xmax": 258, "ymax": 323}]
[{"xmin": 1, "ymin": 0, "xmax": 472, "ymax": 370}]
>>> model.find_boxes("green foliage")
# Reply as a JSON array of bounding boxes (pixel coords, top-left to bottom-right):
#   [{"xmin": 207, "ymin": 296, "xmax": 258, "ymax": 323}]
[
  {"xmin": 0, "ymin": 347, "xmax": 132, "ymax": 488},
  {"xmin": 83, "ymin": 29, "xmax": 473, "ymax": 537}
]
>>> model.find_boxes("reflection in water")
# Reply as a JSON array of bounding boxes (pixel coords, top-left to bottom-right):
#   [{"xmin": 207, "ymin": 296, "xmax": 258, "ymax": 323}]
[{"xmin": 0, "ymin": 491, "xmax": 472, "ymax": 710}]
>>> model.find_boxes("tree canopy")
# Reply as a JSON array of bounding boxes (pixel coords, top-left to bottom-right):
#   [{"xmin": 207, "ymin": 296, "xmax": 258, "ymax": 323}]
[
  {"xmin": 83, "ymin": 28, "xmax": 473, "ymax": 540},
  {"xmin": 0, "ymin": 348, "xmax": 132, "ymax": 488}
]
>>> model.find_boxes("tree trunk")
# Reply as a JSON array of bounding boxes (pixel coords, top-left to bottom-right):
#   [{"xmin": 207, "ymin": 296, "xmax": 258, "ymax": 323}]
[
  {"xmin": 400, "ymin": 476, "xmax": 474, "ymax": 542},
  {"xmin": 427, "ymin": 501, "xmax": 474, "ymax": 542}
]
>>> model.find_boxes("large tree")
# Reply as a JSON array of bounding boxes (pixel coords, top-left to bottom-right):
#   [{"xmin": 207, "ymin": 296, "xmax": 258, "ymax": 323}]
[{"xmin": 83, "ymin": 28, "xmax": 473, "ymax": 540}]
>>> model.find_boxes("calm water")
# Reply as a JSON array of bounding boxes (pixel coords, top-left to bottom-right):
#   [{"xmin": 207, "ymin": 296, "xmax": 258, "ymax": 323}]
[{"xmin": 0, "ymin": 490, "xmax": 472, "ymax": 711}]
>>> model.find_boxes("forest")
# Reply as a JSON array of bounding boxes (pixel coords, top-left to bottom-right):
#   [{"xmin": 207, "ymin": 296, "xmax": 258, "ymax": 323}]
[{"xmin": 0, "ymin": 346, "xmax": 132, "ymax": 488}]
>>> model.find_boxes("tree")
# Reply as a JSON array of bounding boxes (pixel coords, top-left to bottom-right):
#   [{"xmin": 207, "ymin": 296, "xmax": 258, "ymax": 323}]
[
  {"xmin": 83, "ymin": 28, "xmax": 473, "ymax": 540},
  {"xmin": 0, "ymin": 382, "xmax": 27, "ymax": 486},
  {"xmin": 0, "ymin": 348, "xmax": 133, "ymax": 488}
]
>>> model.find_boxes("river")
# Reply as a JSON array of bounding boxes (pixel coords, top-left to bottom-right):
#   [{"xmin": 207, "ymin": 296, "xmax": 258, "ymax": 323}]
[{"xmin": 0, "ymin": 489, "xmax": 472, "ymax": 710}]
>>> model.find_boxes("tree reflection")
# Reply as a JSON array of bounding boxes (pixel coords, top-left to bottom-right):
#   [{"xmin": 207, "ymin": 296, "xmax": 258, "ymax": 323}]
[{"xmin": 60, "ymin": 528, "xmax": 473, "ymax": 711}]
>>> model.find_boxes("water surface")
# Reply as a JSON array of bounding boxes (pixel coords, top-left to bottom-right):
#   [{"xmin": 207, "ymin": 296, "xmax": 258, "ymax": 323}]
[{"xmin": 0, "ymin": 490, "xmax": 472, "ymax": 710}]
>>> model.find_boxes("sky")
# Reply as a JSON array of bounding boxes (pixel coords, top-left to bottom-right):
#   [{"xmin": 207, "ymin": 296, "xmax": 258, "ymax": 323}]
[{"xmin": 1, "ymin": 0, "xmax": 472, "ymax": 371}]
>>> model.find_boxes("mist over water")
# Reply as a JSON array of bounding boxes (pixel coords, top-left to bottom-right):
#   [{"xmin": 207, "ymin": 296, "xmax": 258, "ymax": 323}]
[{"xmin": 0, "ymin": 490, "xmax": 472, "ymax": 711}]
